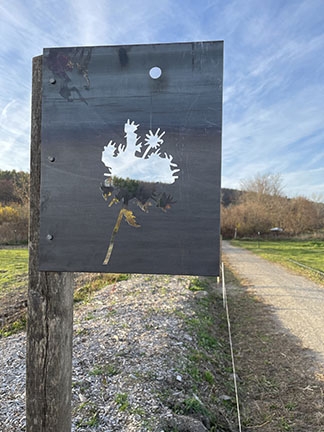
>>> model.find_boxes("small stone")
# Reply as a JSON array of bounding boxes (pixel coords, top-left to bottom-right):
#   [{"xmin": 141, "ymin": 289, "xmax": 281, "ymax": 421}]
[
  {"xmin": 194, "ymin": 290, "xmax": 208, "ymax": 299},
  {"xmin": 219, "ymin": 394, "xmax": 232, "ymax": 401},
  {"xmin": 78, "ymin": 393, "xmax": 87, "ymax": 403}
]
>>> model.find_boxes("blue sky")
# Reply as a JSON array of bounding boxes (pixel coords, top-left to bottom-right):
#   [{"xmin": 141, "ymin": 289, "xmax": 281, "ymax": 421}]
[{"xmin": 0, "ymin": 0, "xmax": 323, "ymax": 199}]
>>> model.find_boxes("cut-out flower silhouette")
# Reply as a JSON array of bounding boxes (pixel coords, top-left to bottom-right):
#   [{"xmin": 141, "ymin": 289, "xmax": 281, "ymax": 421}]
[
  {"xmin": 100, "ymin": 120, "xmax": 180, "ymax": 265},
  {"xmin": 142, "ymin": 129, "xmax": 165, "ymax": 158}
]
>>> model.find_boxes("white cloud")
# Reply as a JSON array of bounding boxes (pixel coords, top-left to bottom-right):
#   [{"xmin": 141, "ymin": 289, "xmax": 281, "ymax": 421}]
[
  {"xmin": 283, "ymin": 168, "xmax": 324, "ymax": 198},
  {"xmin": 0, "ymin": 0, "xmax": 323, "ymax": 198},
  {"xmin": 0, "ymin": 99, "xmax": 30, "ymax": 171},
  {"xmin": 222, "ymin": 77, "xmax": 324, "ymax": 197}
]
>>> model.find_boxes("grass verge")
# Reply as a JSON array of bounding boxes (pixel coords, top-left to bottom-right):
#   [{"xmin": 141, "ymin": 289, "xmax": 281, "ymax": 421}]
[
  {"xmin": 0, "ymin": 247, "xmax": 28, "ymax": 295},
  {"xmin": 232, "ymin": 239, "xmax": 324, "ymax": 285},
  {"xmin": 159, "ymin": 276, "xmax": 240, "ymax": 431},
  {"xmin": 73, "ymin": 273, "xmax": 130, "ymax": 304},
  {"xmin": 0, "ymin": 247, "xmax": 130, "ymax": 337}
]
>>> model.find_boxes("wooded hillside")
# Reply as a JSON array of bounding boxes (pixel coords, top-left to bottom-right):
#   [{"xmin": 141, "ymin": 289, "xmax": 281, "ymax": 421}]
[
  {"xmin": 0, "ymin": 170, "xmax": 29, "ymax": 244},
  {"xmin": 221, "ymin": 174, "xmax": 324, "ymax": 238},
  {"xmin": 1, "ymin": 170, "xmax": 323, "ymax": 244}
]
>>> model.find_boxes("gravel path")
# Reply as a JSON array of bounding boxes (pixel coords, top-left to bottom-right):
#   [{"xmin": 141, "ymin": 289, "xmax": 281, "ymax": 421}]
[
  {"xmin": 222, "ymin": 241, "xmax": 324, "ymax": 362},
  {"xmin": 0, "ymin": 274, "xmax": 231, "ymax": 432}
]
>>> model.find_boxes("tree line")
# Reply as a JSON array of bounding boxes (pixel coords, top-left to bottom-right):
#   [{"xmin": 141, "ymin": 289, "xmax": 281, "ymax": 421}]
[
  {"xmin": 221, "ymin": 173, "xmax": 324, "ymax": 238},
  {"xmin": 1, "ymin": 170, "xmax": 323, "ymax": 244},
  {"xmin": 0, "ymin": 170, "xmax": 29, "ymax": 244}
]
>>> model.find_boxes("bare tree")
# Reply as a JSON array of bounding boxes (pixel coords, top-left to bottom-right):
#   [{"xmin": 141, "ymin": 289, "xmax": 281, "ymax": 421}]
[
  {"xmin": 240, "ymin": 173, "xmax": 284, "ymax": 201},
  {"xmin": 221, "ymin": 173, "xmax": 324, "ymax": 238},
  {"xmin": 284, "ymin": 197, "xmax": 319, "ymax": 235}
]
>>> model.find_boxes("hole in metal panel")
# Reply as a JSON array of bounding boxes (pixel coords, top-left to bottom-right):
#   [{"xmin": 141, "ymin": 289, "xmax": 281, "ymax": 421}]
[{"xmin": 149, "ymin": 66, "xmax": 162, "ymax": 79}]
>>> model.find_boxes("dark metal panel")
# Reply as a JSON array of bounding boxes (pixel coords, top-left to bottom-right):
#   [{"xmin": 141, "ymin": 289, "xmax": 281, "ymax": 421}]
[{"xmin": 39, "ymin": 41, "xmax": 223, "ymax": 275}]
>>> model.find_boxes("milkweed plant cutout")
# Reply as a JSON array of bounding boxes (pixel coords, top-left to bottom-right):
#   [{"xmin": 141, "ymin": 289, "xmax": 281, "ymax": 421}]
[{"xmin": 100, "ymin": 119, "xmax": 180, "ymax": 265}]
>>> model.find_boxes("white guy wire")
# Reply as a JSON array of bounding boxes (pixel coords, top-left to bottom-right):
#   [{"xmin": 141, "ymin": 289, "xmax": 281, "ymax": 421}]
[{"xmin": 221, "ymin": 262, "xmax": 242, "ymax": 432}]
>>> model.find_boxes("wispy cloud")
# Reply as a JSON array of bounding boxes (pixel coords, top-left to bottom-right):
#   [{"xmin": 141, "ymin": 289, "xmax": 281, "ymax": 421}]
[
  {"xmin": 219, "ymin": 0, "xmax": 324, "ymax": 197},
  {"xmin": 0, "ymin": 0, "xmax": 323, "ymax": 198},
  {"xmin": 222, "ymin": 80, "xmax": 324, "ymax": 194}
]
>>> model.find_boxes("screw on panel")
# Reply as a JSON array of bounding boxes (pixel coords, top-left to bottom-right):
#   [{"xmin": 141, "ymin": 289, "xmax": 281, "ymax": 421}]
[
  {"xmin": 46, "ymin": 234, "xmax": 54, "ymax": 241},
  {"xmin": 49, "ymin": 78, "xmax": 56, "ymax": 84},
  {"xmin": 48, "ymin": 156, "xmax": 55, "ymax": 162}
]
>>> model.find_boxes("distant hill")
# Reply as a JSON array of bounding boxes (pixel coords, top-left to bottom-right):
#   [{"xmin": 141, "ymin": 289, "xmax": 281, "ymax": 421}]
[{"xmin": 0, "ymin": 171, "xmax": 241, "ymax": 208}]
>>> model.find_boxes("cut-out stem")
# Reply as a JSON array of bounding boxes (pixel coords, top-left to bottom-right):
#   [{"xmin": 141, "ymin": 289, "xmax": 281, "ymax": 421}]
[{"xmin": 103, "ymin": 208, "xmax": 140, "ymax": 265}]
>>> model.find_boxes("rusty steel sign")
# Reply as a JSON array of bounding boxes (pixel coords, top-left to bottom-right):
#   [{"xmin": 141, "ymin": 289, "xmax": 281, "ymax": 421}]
[{"xmin": 39, "ymin": 41, "xmax": 223, "ymax": 275}]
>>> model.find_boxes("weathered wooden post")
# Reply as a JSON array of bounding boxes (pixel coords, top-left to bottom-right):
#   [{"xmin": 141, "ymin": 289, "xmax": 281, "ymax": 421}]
[{"xmin": 26, "ymin": 55, "xmax": 74, "ymax": 432}]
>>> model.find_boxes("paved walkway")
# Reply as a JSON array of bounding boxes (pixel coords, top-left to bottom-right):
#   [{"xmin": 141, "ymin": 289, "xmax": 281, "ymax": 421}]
[{"xmin": 222, "ymin": 241, "xmax": 324, "ymax": 362}]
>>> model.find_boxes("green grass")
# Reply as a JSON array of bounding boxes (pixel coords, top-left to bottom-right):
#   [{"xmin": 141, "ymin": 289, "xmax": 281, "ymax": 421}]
[
  {"xmin": 75, "ymin": 401, "xmax": 100, "ymax": 427},
  {"xmin": 90, "ymin": 364, "xmax": 119, "ymax": 377},
  {"xmin": 73, "ymin": 273, "xmax": 130, "ymax": 304},
  {"xmin": 0, "ymin": 248, "xmax": 28, "ymax": 294},
  {"xmin": 0, "ymin": 247, "xmax": 130, "ymax": 336},
  {"xmin": 231, "ymin": 239, "xmax": 324, "ymax": 283},
  {"xmin": 114, "ymin": 393, "xmax": 130, "ymax": 411},
  {"xmin": 173, "ymin": 396, "xmax": 211, "ymax": 418},
  {"xmin": 188, "ymin": 277, "xmax": 209, "ymax": 292},
  {"xmin": 0, "ymin": 316, "xmax": 27, "ymax": 337}
]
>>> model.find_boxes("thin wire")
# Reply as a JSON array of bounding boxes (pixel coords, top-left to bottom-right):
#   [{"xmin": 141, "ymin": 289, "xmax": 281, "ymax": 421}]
[
  {"xmin": 221, "ymin": 262, "xmax": 242, "ymax": 432},
  {"xmin": 150, "ymin": 93, "xmax": 153, "ymax": 130},
  {"xmin": 222, "ymin": 262, "xmax": 226, "ymax": 308}
]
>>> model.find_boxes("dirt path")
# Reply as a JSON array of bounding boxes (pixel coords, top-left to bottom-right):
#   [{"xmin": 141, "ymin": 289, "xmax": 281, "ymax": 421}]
[{"xmin": 222, "ymin": 241, "xmax": 324, "ymax": 362}]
